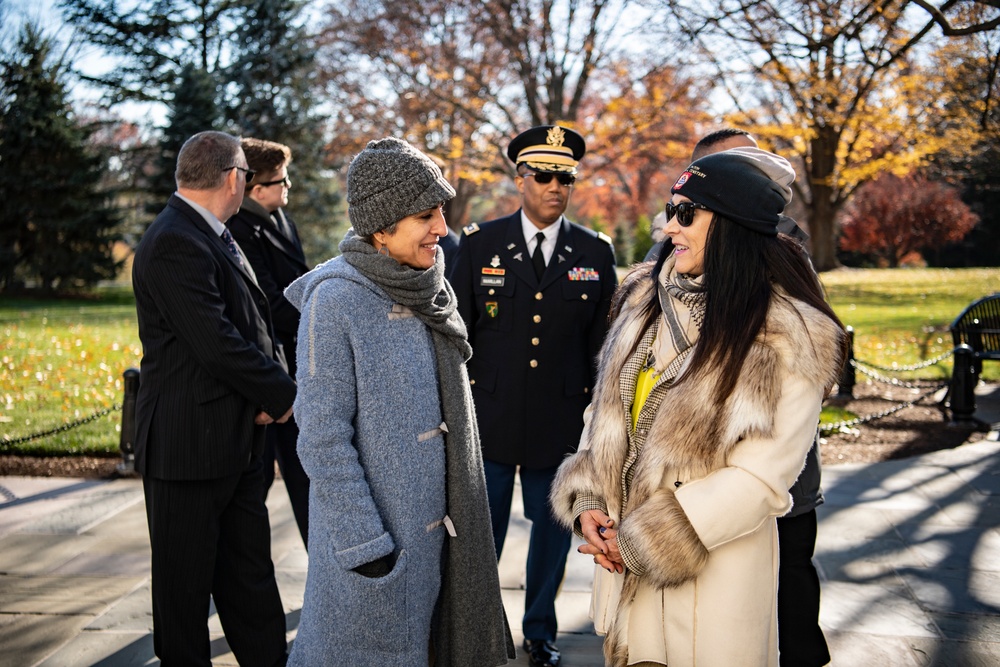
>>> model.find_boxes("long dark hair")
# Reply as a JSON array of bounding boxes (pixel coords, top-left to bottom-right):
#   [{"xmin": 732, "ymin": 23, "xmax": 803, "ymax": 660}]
[{"xmin": 670, "ymin": 214, "xmax": 847, "ymax": 405}]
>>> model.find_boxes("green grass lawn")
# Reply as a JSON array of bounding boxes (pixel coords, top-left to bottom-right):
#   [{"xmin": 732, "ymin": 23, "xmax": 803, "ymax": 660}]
[
  {"xmin": 820, "ymin": 267, "xmax": 999, "ymax": 382},
  {"xmin": 1, "ymin": 286, "xmax": 141, "ymax": 456},
  {"xmin": 1, "ymin": 267, "xmax": 998, "ymax": 456}
]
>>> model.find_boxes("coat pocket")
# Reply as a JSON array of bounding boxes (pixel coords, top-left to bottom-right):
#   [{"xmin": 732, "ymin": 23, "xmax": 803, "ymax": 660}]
[
  {"xmin": 467, "ymin": 357, "xmax": 498, "ymax": 393},
  {"xmin": 339, "ymin": 549, "xmax": 410, "ymax": 651}
]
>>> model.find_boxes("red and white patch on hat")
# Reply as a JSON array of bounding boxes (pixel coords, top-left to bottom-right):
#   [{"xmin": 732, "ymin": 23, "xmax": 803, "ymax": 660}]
[{"xmin": 673, "ymin": 171, "xmax": 693, "ymax": 190}]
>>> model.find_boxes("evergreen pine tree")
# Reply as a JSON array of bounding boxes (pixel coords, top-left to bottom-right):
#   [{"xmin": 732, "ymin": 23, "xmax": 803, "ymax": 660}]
[
  {"xmin": 0, "ymin": 22, "xmax": 121, "ymax": 292},
  {"xmin": 225, "ymin": 0, "xmax": 342, "ymax": 260},
  {"xmin": 147, "ymin": 64, "xmax": 220, "ymax": 212}
]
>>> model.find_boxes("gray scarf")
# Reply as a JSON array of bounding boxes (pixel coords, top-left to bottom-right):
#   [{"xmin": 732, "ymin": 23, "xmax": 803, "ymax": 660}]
[{"xmin": 339, "ymin": 231, "xmax": 515, "ymax": 666}]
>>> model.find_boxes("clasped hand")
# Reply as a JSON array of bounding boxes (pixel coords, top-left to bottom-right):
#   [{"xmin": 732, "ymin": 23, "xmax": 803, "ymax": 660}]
[
  {"xmin": 577, "ymin": 509, "xmax": 624, "ymax": 574},
  {"xmin": 254, "ymin": 406, "xmax": 294, "ymax": 425}
]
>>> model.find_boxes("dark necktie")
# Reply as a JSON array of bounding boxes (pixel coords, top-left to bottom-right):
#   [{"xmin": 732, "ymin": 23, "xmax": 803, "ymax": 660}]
[
  {"xmin": 220, "ymin": 228, "xmax": 244, "ymax": 268},
  {"xmin": 532, "ymin": 231, "xmax": 546, "ymax": 280}
]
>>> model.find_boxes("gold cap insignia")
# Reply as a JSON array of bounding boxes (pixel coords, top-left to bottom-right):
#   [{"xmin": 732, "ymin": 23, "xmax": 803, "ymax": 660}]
[{"xmin": 546, "ymin": 126, "xmax": 566, "ymax": 147}]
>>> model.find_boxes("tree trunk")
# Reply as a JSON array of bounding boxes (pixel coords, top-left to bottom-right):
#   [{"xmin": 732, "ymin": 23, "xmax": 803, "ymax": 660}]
[
  {"xmin": 808, "ymin": 186, "xmax": 840, "ymax": 271},
  {"xmin": 807, "ymin": 127, "xmax": 842, "ymax": 272}
]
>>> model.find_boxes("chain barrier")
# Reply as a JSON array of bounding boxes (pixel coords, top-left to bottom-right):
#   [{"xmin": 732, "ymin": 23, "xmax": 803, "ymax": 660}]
[
  {"xmin": 850, "ymin": 349, "xmax": 954, "ymax": 374},
  {"xmin": 822, "ymin": 346, "xmax": 955, "ymax": 434},
  {"xmin": 1, "ymin": 403, "xmax": 122, "ymax": 449},
  {"xmin": 850, "ymin": 361, "xmax": 949, "ymax": 389},
  {"xmin": 820, "ymin": 383, "xmax": 947, "ymax": 435}
]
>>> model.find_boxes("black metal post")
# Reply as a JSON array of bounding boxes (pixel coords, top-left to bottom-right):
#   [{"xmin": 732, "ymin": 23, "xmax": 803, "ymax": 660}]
[
  {"xmin": 118, "ymin": 367, "xmax": 140, "ymax": 474},
  {"xmin": 836, "ymin": 326, "xmax": 856, "ymax": 398},
  {"xmin": 948, "ymin": 344, "xmax": 978, "ymax": 424}
]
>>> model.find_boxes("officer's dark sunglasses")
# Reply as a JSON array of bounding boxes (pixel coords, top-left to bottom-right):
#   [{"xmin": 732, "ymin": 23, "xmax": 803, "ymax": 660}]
[
  {"xmin": 525, "ymin": 171, "xmax": 577, "ymax": 187},
  {"xmin": 665, "ymin": 201, "xmax": 712, "ymax": 227}
]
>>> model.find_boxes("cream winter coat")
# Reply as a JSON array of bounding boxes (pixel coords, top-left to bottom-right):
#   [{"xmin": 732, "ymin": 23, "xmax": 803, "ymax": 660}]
[{"xmin": 550, "ymin": 261, "xmax": 844, "ymax": 667}]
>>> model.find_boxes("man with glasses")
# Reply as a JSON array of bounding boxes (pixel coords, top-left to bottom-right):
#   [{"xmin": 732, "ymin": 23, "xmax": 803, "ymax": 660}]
[
  {"xmin": 132, "ymin": 131, "xmax": 295, "ymax": 666},
  {"xmin": 228, "ymin": 137, "xmax": 311, "ymax": 550},
  {"xmin": 449, "ymin": 125, "xmax": 618, "ymax": 667}
]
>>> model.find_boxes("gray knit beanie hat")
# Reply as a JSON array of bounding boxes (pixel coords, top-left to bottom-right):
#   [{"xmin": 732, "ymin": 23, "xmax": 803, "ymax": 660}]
[{"xmin": 347, "ymin": 137, "xmax": 457, "ymax": 237}]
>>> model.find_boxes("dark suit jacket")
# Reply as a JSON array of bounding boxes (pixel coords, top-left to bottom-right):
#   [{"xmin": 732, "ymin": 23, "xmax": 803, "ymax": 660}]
[
  {"xmin": 132, "ymin": 194, "xmax": 297, "ymax": 480},
  {"xmin": 227, "ymin": 202, "xmax": 309, "ymax": 375},
  {"xmin": 449, "ymin": 210, "xmax": 617, "ymax": 469}
]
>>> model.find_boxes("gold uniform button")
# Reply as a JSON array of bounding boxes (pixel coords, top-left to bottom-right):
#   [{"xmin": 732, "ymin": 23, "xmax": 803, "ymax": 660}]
[
  {"xmin": 535, "ymin": 292, "xmax": 543, "ymax": 300},
  {"xmin": 470, "ymin": 379, "xmax": 476, "ymax": 385},
  {"xmin": 584, "ymin": 387, "xmax": 589, "ymax": 394},
  {"xmin": 529, "ymin": 359, "xmax": 539, "ymax": 368},
  {"xmin": 533, "ymin": 315, "xmax": 541, "ymax": 323},
  {"xmin": 581, "ymin": 293, "xmax": 588, "ymax": 301},
  {"xmin": 488, "ymin": 288, "xmax": 495, "ymax": 295},
  {"xmin": 531, "ymin": 337, "xmax": 540, "ymax": 346}
]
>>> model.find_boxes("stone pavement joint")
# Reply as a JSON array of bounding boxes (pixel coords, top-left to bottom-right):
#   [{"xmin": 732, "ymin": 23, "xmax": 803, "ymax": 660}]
[{"xmin": 0, "ymin": 383, "xmax": 998, "ymax": 666}]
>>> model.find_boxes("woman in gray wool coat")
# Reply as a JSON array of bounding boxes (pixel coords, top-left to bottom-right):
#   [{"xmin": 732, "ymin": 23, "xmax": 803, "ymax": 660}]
[{"xmin": 284, "ymin": 138, "xmax": 514, "ymax": 666}]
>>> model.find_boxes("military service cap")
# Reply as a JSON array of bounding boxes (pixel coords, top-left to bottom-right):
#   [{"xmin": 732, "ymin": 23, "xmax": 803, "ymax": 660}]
[{"xmin": 507, "ymin": 125, "xmax": 586, "ymax": 174}]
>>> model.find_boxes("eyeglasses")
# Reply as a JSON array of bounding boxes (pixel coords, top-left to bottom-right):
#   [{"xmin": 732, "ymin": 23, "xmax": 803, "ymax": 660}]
[
  {"xmin": 256, "ymin": 176, "xmax": 291, "ymax": 188},
  {"xmin": 224, "ymin": 165, "xmax": 256, "ymax": 183},
  {"xmin": 665, "ymin": 201, "xmax": 712, "ymax": 227},
  {"xmin": 524, "ymin": 171, "xmax": 576, "ymax": 187}
]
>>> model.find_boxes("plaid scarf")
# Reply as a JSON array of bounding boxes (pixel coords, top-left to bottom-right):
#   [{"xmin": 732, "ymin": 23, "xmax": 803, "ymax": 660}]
[{"xmin": 652, "ymin": 262, "xmax": 706, "ymax": 380}]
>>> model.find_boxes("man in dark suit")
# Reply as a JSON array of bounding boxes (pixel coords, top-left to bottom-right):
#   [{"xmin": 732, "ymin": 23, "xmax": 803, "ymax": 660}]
[
  {"xmin": 228, "ymin": 137, "xmax": 310, "ymax": 548},
  {"xmin": 449, "ymin": 125, "xmax": 617, "ymax": 667},
  {"xmin": 132, "ymin": 131, "xmax": 296, "ymax": 667}
]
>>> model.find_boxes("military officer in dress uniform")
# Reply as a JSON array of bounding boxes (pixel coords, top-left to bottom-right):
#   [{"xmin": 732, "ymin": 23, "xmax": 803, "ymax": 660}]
[{"xmin": 449, "ymin": 125, "xmax": 617, "ymax": 667}]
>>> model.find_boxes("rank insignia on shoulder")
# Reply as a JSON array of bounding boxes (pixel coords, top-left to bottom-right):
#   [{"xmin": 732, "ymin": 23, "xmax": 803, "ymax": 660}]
[
  {"xmin": 463, "ymin": 222, "xmax": 481, "ymax": 236},
  {"xmin": 597, "ymin": 231, "xmax": 613, "ymax": 245}
]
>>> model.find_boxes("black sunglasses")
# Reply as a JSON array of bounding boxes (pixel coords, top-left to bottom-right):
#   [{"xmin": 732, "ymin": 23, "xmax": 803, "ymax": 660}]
[
  {"xmin": 665, "ymin": 201, "xmax": 711, "ymax": 227},
  {"xmin": 257, "ymin": 176, "xmax": 291, "ymax": 188},
  {"xmin": 525, "ymin": 171, "xmax": 576, "ymax": 187},
  {"xmin": 225, "ymin": 165, "xmax": 256, "ymax": 184}
]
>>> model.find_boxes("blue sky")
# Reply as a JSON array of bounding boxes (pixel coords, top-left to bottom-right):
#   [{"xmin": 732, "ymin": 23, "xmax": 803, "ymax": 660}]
[{"xmin": 7, "ymin": 0, "xmax": 167, "ymax": 125}]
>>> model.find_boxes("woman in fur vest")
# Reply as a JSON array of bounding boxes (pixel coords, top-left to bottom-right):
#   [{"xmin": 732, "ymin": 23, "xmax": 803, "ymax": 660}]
[
  {"xmin": 285, "ymin": 138, "xmax": 514, "ymax": 666},
  {"xmin": 550, "ymin": 147, "xmax": 847, "ymax": 667}
]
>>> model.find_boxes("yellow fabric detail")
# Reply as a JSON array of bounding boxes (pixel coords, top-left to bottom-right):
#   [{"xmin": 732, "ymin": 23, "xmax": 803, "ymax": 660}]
[{"xmin": 631, "ymin": 364, "xmax": 660, "ymax": 432}]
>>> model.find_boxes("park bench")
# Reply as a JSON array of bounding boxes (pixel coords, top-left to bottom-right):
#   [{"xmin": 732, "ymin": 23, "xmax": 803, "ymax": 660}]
[
  {"xmin": 951, "ymin": 292, "xmax": 1000, "ymax": 373},
  {"xmin": 948, "ymin": 293, "xmax": 1000, "ymax": 423}
]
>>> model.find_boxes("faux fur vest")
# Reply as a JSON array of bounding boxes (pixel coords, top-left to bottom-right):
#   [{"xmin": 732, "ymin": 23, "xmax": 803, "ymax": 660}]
[{"xmin": 551, "ymin": 261, "xmax": 844, "ymax": 592}]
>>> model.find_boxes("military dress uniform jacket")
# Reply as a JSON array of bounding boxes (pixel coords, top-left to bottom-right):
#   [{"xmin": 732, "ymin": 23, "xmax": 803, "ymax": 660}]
[{"xmin": 449, "ymin": 210, "xmax": 617, "ymax": 469}]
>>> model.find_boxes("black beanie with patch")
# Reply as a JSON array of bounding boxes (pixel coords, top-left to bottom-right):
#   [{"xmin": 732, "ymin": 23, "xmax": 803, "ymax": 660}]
[{"xmin": 670, "ymin": 147, "xmax": 795, "ymax": 236}]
